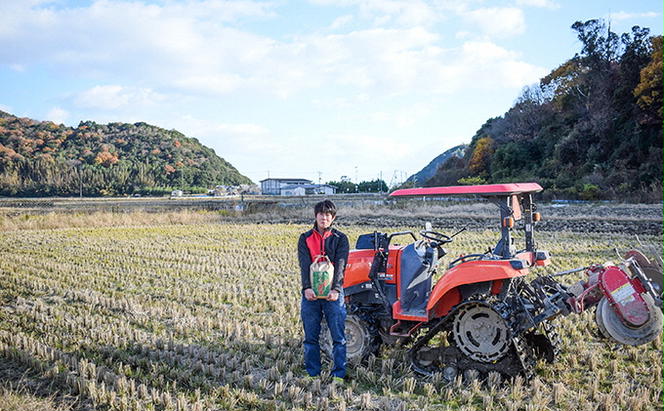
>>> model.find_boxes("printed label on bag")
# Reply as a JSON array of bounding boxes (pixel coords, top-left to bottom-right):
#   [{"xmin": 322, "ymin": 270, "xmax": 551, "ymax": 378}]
[
  {"xmin": 312, "ymin": 270, "xmax": 331, "ymax": 297},
  {"xmin": 310, "ymin": 256, "xmax": 334, "ymax": 298}
]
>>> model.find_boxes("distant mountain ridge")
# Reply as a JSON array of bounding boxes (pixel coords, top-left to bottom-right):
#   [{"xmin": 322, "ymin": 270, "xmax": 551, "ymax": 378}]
[
  {"xmin": 405, "ymin": 144, "xmax": 467, "ymax": 186},
  {"xmin": 0, "ymin": 110, "xmax": 251, "ymax": 196}
]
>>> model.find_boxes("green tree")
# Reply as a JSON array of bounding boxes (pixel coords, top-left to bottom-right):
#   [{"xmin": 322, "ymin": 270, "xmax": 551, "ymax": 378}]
[
  {"xmin": 326, "ymin": 180, "xmax": 357, "ymax": 193},
  {"xmin": 357, "ymin": 179, "xmax": 388, "ymax": 193}
]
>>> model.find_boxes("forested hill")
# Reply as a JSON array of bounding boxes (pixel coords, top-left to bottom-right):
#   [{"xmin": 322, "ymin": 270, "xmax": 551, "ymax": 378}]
[
  {"xmin": 0, "ymin": 111, "xmax": 252, "ymax": 196},
  {"xmin": 426, "ymin": 20, "xmax": 663, "ymax": 202}
]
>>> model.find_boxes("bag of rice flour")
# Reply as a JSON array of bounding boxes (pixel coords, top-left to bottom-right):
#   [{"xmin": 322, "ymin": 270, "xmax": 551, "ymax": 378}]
[{"xmin": 310, "ymin": 255, "xmax": 334, "ymax": 299}]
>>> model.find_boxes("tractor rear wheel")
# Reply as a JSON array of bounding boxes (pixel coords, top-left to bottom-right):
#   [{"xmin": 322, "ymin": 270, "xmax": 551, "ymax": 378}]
[
  {"xmin": 595, "ymin": 294, "xmax": 663, "ymax": 346},
  {"xmin": 451, "ymin": 302, "xmax": 512, "ymax": 363},
  {"xmin": 321, "ymin": 314, "xmax": 380, "ymax": 364}
]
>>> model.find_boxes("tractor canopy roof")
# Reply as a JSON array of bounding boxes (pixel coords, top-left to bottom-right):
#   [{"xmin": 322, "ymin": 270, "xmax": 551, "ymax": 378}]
[{"xmin": 390, "ymin": 183, "xmax": 543, "ymax": 198}]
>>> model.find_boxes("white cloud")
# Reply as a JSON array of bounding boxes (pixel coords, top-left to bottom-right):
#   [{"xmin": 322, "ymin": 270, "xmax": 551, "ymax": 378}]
[
  {"xmin": 455, "ymin": 31, "xmax": 472, "ymax": 40},
  {"xmin": 312, "ymin": 93, "xmax": 373, "ymax": 108},
  {"xmin": 9, "ymin": 64, "xmax": 25, "ymax": 72},
  {"xmin": 451, "ymin": 41, "xmax": 545, "ymax": 89},
  {"xmin": 174, "ymin": 115, "xmax": 273, "ymax": 151},
  {"xmin": 324, "ymin": 132, "xmax": 415, "ymax": 164},
  {"xmin": 310, "ymin": 0, "xmax": 443, "ymax": 27},
  {"xmin": 215, "ymin": 123, "xmax": 269, "ymax": 135},
  {"xmin": 0, "ymin": 103, "xmax": 13, "ymax": 113},
  {"xmin": 0, "ymin": 1, "xmax": 279, "ymax": 89},
  {"xmin": 610, "ymin": 11, "xmax": 659, "ymax": 21},
  {"xmin": 0, "ymin": 1, "xmax": 544, "ymax": 100},
  {"xmin": 45, "ymin": 107, "xmax": 69, "ymax": 124},
  {"xmin": 329, "ymin": 14, "xmax": 354, "ymax": 30},
  {"xmin": 368, "ymin": 111, "xmax": 390, "ymax": 122},
  {"xmin": 296, "ymin": 27, "xmax": 446, "ymax": 93},
  {"xmin": 74, "ymin": 85, "xmax": 165, "ymax": 110},
  {"xmin": 173, "ymin": 74, "xmax": 245, "ymax": 95},
  {"xmin": 462, "ymin": 7, "xmax": 526, "ymax": 38},
  {"xmin": 515, "ymin": 0, "xmax": 559, "ymax": 9},
  {"xmin": 395, "ymin": 103, "xmax": 432, "ymax": 128}
]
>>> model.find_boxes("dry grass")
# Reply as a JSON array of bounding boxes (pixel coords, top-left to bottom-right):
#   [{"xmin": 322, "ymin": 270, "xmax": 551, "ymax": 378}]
[
  {"xmin": 0, "ymin": 387, "xmax": 64, "ymax": 411},
  {"xmin": 1, "ymin": 199, "xmax": 661, "ymax": 233},
  {"xmin": 0, "ymin": 211, "xmax": 661, "ymax": 410},
  {"xmin": 0, "ymin": 358, "xmax": 86, "ymax": 411},
  {"xmin": 0, "ymin": 209, "xmax": 224, "ymax": 232}
]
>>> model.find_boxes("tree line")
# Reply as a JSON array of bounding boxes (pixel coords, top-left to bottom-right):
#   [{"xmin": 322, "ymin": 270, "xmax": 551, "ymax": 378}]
[
  {"xmin": 426, "ymin": 19, "xmax": 662, "ymax": 202},
  {"xmin": 326, "ymin": 179, "xmax": 389, "ymax": 193}
]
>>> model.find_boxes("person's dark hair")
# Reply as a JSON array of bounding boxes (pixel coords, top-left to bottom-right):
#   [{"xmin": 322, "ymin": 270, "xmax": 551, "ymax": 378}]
[{"xmin": 314, "ymin": 199, "xmax": 337, "ymax": 217}]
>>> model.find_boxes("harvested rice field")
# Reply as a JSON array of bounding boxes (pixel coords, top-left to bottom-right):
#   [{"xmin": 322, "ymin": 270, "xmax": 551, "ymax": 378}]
[{"xmin": 0, "ymin": 214, "xmax": 661, "ymax": 411}]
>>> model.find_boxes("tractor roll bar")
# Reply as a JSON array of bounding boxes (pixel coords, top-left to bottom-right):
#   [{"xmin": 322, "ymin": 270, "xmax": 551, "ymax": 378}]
[
  {"xmin": 389, "ymin": 183, "xmax": 543, "ymax": 198},
  {"xmin": 389, "ymin": 183, "xmax": 544, "ymax": 259}
]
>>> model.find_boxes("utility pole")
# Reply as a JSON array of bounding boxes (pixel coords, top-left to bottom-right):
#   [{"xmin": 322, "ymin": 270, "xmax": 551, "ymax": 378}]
[
  {"xmin": 318, "ymin": 171, "xmax": 322, "ymax": 184},
  {"xmin": 390, "ymin": 170, "xmax": 398, "ymax": 189},
  {"xmin": 379, "ymin": 171, "xmax": 382, "ymax": 193}
]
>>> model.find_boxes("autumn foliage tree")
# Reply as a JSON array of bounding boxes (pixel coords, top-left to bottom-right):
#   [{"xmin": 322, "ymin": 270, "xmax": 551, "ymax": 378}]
[
  {"xmin": 94, "ymin": 151, "xmax": 119, "ymax": 167},
  {"xmin": 633, "ymin": 36, "xmax": 663, "ymax": 123},
  {"xmin": 468, "ymin": 136, "xmax": 494, "ymax": 177}
]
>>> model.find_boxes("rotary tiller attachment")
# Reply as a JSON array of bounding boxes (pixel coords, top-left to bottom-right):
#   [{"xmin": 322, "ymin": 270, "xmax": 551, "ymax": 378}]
[{"xmin": 564, "ymin": 250, "xmax": 663, "ymax": 346}]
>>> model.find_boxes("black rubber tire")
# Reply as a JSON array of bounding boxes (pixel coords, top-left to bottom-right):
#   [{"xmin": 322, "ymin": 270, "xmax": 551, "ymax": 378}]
[
  {"xmin": 595, "ymin": 298, "xmax": 611, "ymax": 339},
  {"xmin": 320, "ymin": 314, "xmax": 380, "ymax": 364},
  {"xmin": 595, "ymin": 294, "xmax": 663, "ymax": 346},
  {"xmin": 523, "ymin": 332, "xmax": 556, "ymax": 363}
]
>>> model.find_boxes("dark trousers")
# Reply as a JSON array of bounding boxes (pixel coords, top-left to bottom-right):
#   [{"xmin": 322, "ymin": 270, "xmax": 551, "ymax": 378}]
[{"xmin": 301, "ymin": 296, "xmax": 346, "ymax": 378}]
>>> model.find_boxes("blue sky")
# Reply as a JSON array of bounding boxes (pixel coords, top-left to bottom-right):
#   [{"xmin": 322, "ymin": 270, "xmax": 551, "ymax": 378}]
[{"xmin": 1, "ymin": 0, "xmax": 662, "ymax": 185}]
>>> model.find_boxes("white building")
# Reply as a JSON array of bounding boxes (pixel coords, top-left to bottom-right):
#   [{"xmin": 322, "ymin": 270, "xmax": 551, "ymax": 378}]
[
  {"xmin": 260, "ymin": 178, "xmax": 311, "ymax": 195},
  {"xmin": 280, "ymin": 185, "xmax": 306, "ymax": 196},
  {"xmin": 260, "ymin": 178, "xmax": 337, "ymax": 196},
  {"xmin": 280, "ymin": 184, "xmax": 336, "ymax": 196}
]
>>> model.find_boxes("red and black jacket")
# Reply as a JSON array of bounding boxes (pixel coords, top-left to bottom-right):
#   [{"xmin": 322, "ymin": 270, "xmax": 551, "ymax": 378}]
[{"xmin": 297, "ymin": 225, "xmax": 349, "ymax": 294}]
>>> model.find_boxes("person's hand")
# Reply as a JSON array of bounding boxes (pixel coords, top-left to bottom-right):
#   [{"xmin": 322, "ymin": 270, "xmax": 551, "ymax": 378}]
[
  {"xmin": 304, "ymin": 288, "xmax": 316, "ymax": 301},
  {"xmin": 327, "ymin": 289, "xmax": 339, "ymax": 301}
]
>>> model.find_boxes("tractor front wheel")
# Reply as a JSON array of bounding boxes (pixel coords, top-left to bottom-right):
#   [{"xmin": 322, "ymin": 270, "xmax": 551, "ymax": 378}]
[{"xmin": 321, "ymin": 314, "xmax": 380, "ymax": 364}]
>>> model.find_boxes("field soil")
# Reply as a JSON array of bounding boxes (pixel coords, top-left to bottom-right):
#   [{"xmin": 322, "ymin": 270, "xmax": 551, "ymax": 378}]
[{"xmin": 236, "ymin": 201, "xmax": 664, "ymax": 236}]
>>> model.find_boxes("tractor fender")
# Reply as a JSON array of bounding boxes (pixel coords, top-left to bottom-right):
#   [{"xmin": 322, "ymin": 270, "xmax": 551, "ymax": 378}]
[{"xmin": 427, "ymin": 260, "xmax": 529, "ymax": 317}]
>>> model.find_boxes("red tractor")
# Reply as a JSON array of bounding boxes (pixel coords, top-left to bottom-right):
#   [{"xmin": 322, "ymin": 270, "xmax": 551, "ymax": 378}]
[{"xmin": 322, "ymin": 183, "xmax": 662, "ymax": 380}]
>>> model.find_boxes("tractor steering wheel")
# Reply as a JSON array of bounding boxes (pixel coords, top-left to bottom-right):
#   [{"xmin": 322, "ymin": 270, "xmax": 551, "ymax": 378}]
[{"xmin": 419, "ymin": 230, "xmax": 453, "ymax": 244}]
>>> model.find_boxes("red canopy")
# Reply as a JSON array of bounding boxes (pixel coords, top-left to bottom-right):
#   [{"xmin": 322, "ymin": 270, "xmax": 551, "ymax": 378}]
[{"xmin": 390, "ymin": 183, "xmax": 543, "ymax": 197}]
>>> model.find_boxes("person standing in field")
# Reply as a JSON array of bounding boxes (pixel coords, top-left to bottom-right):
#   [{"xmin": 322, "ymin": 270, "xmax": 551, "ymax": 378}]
[{"xmin": 297, "ymin": 199, "xmax": 349, "ymax": 382}]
